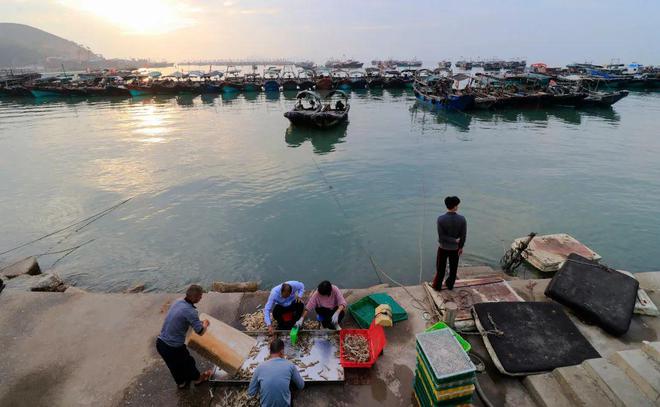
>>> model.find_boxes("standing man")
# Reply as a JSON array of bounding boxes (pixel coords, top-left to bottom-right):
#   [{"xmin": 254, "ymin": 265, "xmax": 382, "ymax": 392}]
[
  {"xmin": 264, "ymin": 281, "xmax": 305, "ymax": 334},
  {"xmin": 433, "ymin": 196, "xmax": 467, "ymax": 291},
  {"xmin": 248, "ymin": 338, "xmax": 305, "ymax": 406},
  {"xmin": 156, "ymin": 284, "xmax": 213, "ymax": 388},
  {"xmin": 298, "ymin": 280, "xmax": 346, "ymax": 330}
]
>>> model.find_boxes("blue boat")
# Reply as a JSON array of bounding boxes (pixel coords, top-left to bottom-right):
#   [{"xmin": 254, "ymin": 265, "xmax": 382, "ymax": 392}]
[
  {"xmin": 263, "ymin": 70, "xmax": 281, "ymax": 92},
  {"xmin": 413, "ymin": 76, "xmax": 475, "ymax": 111},
  {"xmin": 30, "ymin": 88, "xmax": 61, "ymax": 98}
]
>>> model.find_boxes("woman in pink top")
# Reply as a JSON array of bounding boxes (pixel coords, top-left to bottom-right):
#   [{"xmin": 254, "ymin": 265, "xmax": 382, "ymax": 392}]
[{"xmin": 296, "ymin": 280, "xmax": 347, "ymax": 330}]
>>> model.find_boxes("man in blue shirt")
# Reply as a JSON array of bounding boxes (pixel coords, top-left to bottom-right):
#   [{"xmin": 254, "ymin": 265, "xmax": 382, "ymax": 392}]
[
  {"xmin": 433, "ymin": 196, "xmax": 467, "ymax": 291},
  {"xmin": 156, "ymin": 284, "xmax": 213, "ymax": 388},
  {"xmin": 248, "ymin": 338, "xmax": 304, "ymax": 406},
  {"xmin": 263, "ymin": 281, "xmax": 305, "ymax": 334}
]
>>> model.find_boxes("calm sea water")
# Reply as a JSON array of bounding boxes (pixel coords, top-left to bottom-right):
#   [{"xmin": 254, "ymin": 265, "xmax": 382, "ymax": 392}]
[{"xmin": 1, "ymin": 89, "xmax": 659, "ymax": 292}]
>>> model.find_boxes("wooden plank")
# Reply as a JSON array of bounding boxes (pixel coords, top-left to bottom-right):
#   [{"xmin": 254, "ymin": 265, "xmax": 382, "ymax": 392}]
[
  {"xmin": 186, "ymin": 312, "xmax": 257, "ymax": 375},
  {"xmin": 424, "ymin": 279, "xmax": 524, "ymax": 322}
]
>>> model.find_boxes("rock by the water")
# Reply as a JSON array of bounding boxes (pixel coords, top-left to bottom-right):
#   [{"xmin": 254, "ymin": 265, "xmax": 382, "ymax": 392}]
[
  {"xmin": 1, "ymin": 256, "xmax": 41, "ymax": 279},
  {"xmin": 125, "ymin": 283, "xmax": 145, "ymax": 293},
  {"xmin": 30, "ymin": 273, "xmax": 67, "ymax": 292},
  {"xmin": 3, "ymin": 274, "xmax": 35, "ymax": 291},
  {"xmin": 64, "ymin": 286, "xmax": 87, "ymax": 294}
]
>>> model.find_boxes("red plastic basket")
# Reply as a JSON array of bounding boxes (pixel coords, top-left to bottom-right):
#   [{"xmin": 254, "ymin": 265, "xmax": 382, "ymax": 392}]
[{"xmin": 339, "ymin": 321, "xmax": 386, "ymax": 368}]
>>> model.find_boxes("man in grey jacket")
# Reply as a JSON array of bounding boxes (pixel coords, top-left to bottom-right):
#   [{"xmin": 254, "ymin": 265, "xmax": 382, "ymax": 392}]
[
  {"xmin": 433, "ymin": 196, "xmax": 467, "ymax": 291},
  {"xmin": 248, "ymin": 338, "xmax": 304, "ymax": 406}
]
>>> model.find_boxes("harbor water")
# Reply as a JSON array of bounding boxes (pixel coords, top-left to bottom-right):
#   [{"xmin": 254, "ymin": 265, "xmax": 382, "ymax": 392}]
[{"xmin": 1, "ymin": 90, "xmax": 659, "ymax": 291}]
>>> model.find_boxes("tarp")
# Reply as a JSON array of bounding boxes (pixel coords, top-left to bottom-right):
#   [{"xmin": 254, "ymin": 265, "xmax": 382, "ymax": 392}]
[
  {"xmin": 545, "ymin": 253, "xmax": 638, "ymax": 336},
  {"xmin": 473, "ymin": 301, "xmax": 600, "ymax": 375}
]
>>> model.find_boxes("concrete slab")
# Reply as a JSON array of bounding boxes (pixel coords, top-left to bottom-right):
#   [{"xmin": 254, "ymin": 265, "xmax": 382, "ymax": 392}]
[
  {"xmin": 553, "ymin": 364, "xmax": 617, "ymax": 406},
  {"xmin": 610, "ymin": 349, "xmax": 660, "ymax": 403},
  {"xmin": 642, "ymin": 341, "xmax": 660, "ymax": 362},
  {"xmin": 583, "ymin": 358, "xmax": 654, "ymax": 407},
  {"xmin": 636, "ymin": 272, "xmax": 660, "ymax": 291},
  {"xmin": 522, "ymin": 373, "xmax": 572, "ymax": 407}
]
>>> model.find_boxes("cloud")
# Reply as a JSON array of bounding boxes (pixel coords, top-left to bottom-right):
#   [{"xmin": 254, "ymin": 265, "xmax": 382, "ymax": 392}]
[{"xmin": 56, "ymin": 0, "xmax": 200, "ymax": 35}]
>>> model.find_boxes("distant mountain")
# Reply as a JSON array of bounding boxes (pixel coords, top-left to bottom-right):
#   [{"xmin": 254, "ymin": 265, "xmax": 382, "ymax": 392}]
[{"xmin": 0, "ymin": 23, "xmax": 99, "ymax": 68}]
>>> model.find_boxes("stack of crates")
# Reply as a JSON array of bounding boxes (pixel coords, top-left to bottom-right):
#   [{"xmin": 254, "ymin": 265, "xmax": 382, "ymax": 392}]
[{"xmin": 414, "ymin": 329, "xmax": 476, "ymax": 406}]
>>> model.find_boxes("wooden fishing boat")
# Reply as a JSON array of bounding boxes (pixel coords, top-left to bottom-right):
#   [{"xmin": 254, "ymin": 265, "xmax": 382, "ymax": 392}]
[
  {"xmin": 349, "ymin": 71, "xmax": 368, "ymax": 89},
  {"xmin": 284, "ymin": 90, "xmax": 350, "ymax": 128},
  {"xmin": 383, "ymin": 70, "xmax": 406, "ymax": 88},
  {"xmin": 297, "ymin": 70, "xmax": 315, "ymax": 90},
  {"xmin": 83, "ymin": 85, "xmax": 131, "ymax": 97},
  {"xmin": 365, "ymin": 68, "xmax": 385, "ymax": 89},
  {"xmin": 315, "ymin": 70, "xmax": 334, "ymax": 90},
  {"xmin": 281, "ymin": 67, "xmax": 298, "ymax": 91},
  {"xmin": 413, "ymin": 76, "xmax": 475, "ymax": 111},
  {"xmin": 400, "ymin": 69, "xmax": 417, "ymax": 88},
  {"xmin": 332, "ymin": 70, "xmax": 351, "ymax": 91},
  {"xmin": 0, "ymin": 85, "xmax": 33, "ymax": 97},
  {"xmin": 222, "ymin": 66, "xmax": 244, "ymax": 93},
  {"xmin": 263, "ymin": 70, "xmax": 281, "ymax": 92},
  {"xmin": 243, "ymin": 73, "xmax": 262, "ymax": 92}
]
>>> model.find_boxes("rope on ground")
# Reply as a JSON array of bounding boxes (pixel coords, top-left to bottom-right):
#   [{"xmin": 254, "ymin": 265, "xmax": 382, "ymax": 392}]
[{"xmin": 0, "ymin": 197, "xmax": 133, "ymax": 257}]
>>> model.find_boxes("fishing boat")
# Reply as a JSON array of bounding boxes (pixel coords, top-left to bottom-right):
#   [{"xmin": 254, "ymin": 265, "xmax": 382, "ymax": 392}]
[
  {"xmin": 365, "ymin": 68, "xmax": 385, "ymax": 89},
  {"xmin": 455, "ymin": 60, "xmax": 473, "ymax": 70},
  {"xmin": 295, "ymin": 61, "xmax": 316, "ymax": 70},
  {"xmin": 349, "ymin": 71, "xmax": 368, "ymax": 89},
  {"xmin": 297, "ymin": 70, "xmax": 315, "ymax": 90},
  {"xmin": 281, "ymin": 66, "xmax": 299, "ymax": 91},
  {"xmin": 438, "ymin": 61, "xmax": 452, "ymax": 69},
  {"xmin": 284, "ymin": 90, "xmax": 350, "ymax": 128},
  {"xmin": 383, "ymin": 70, "xmax": 406, "ymax": 88},
  {"xmin": 83, "ymin": 84, "xmax": 131, "ymax": 97},
  {"xmin": 0, "ymin": 85, "xmax": 33, "ymax": 97},
  {"xmin": 400, "ymin": 69, "xmax": 417, "ymax": 88},
  {"xmin": 325, "ymin": 58, "xmax": 363, "ymax": 69},
  {"xmin": 243, "ymin": 72, "xmax": 262, "ymax": 92},
  {"xmin": 263, "ymin": 70, "xmax": 281, "ymax": 92},
  {"xmin": 559, "ymin": 76, "xmax": 629, "ymax": 107},
  {"xmin": 315, "ymin": 70, "xmax": 334, "ymax": 90},
  {"xmin": 222, "ymin": 66, "xmax": 244, "ymax": 93},
  {"xmin": 413, "ymin": 75, "xmax": 475, "ymax": 111},
  {"xmin": 332, "ymin": 70, "xmax": 351, "ymax": 91}
]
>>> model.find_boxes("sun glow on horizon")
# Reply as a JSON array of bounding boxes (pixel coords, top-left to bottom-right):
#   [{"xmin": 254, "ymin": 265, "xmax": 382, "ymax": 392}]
[{"xmin": 58, "ymin": 0, "xmax": 198, "ymax": 35}]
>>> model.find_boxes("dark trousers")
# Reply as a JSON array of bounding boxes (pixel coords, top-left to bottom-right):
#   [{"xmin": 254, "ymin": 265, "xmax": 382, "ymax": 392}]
[
  {"xmin": 156, "ymin": 338, "xmax": 200, "ymax": 385},
  {"xmin": 315, "ymin": 306, "xmax": 345, "ymax": 329},
  {"xmin": 434, "ymin": 247, "xmax": 460, "ymax": 290},
  {"xmin": 272, "ymin": 301, "xmax": 304, "ymax": 329}
]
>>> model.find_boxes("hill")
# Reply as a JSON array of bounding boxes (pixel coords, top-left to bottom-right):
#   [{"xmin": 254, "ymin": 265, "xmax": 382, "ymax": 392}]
[{"xmin": 0, "ymin": 23, "xmax": 100, "ymax": 68}]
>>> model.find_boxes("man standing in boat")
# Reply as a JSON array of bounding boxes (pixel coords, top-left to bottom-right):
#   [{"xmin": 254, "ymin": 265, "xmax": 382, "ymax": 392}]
[{"xmin": 433, "ymin": 196, "xmax": 467, "ymax": 291}]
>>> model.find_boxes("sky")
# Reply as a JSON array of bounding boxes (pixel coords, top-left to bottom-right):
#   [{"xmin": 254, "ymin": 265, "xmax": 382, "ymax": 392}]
[{"xmin": 2, "ymin": 0, "xmax": 659, "ymax": 66}]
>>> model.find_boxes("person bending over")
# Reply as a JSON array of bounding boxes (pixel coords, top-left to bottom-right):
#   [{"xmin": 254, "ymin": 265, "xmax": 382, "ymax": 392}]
[
  {"xmin": 298, "ymin": 280, "xmax": 346, "ymax": 330},
  {"xmin": 433, "ymin": 196, "xmax": 467, "ymax": 291},
  {"xmin": 264, "ymin": 281, "xmax": 305, "ymax": 334},
  {"xmin": 248, "ymin": 338, "xmax": 304, "ymax": 407},
  {"xmin": 156, "ymin": 284, "xmax": 213, "ymax": 388}
]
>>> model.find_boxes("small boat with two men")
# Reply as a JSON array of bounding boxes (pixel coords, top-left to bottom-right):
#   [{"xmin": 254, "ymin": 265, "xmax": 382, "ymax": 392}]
[{"xmin": 284, "ymin": 90, "xmax": 350, "ymax": 129}]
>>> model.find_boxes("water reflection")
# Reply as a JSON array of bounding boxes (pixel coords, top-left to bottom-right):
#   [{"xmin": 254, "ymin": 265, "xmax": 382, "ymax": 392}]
[
  {"xmin": 282, "ymin": 90, "xmax": 298, "ymax": 101},
  {"xmin": 284, "ymin": 123, "xmax": 348, "ymax": 154},
  {"xmin": 200, "ymin": 93, "xmax": 217, "ymax": 105},
  {"xmin": 410, "ymin": 103, "xmax": 472, "ymax": 132},
  {"xmin": 176, "ymin": 94, "xmax": 195, "ymax": 107}
]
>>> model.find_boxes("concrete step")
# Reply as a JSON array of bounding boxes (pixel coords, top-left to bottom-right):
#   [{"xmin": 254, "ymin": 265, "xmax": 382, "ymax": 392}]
[
  {"xmin": 553, "ymin": 364, "xmax": 617, "ymax": 407},
  {"xmin": 522, "ymin": 373, "xmax": 573, "ymax": 407},
  {"xmin": 610, "ymin": 349, "xmax": 660, "ymax": 403},
  {"xmin": 582, "ymin": 358, "xmax": 655, "ymax": 407},
  {"xmin": 642, "ymin": 341, "xmax": 660, "ymax": 363}
]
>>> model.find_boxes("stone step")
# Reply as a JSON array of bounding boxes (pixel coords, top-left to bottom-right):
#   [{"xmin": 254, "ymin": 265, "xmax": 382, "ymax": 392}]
[
  {"xmin": 642, "ymin": 341, "xmax": 660, "ymax": 363},
  {"xmin": 522, "ymin": 373, "xmax": 573, "ymax": 407},
  {"xmin": 583, "ymin": 358, "xmax": 654, "ymax": 407},
  {"xmin": 553, "ymin": 364, "xmax": 617, "ymax": 407},
  {"xmin": 610, "ymin": 349, "xmax": 660, "ymax": 403}
]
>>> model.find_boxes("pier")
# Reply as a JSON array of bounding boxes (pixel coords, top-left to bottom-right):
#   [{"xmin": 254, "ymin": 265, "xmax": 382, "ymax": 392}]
[{"xmin": 2, "ymin": 266, "xmax": 659, "ymax": 406}]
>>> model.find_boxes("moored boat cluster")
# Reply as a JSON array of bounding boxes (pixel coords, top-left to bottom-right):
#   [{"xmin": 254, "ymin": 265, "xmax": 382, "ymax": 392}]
[{"xmin": 1, "ymin": 60, "xmax": 658, "ymax": 111}]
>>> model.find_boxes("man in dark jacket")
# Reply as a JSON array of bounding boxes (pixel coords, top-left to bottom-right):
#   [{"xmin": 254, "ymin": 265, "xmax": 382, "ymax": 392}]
[{"xmin": 433, "ymin": 196, "xmax": 467, "ymax": 291}]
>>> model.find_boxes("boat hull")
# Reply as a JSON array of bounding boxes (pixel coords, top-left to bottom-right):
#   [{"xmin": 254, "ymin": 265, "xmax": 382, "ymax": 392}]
[
  {"xmin": 284, "ymin": 106, "xmax": 350, "ymax": 129},
  {"xmin": 30, "ymin": 89, "xmax": 63, "ymax": 98},
  {"xmin": 414, "ymin": 89, "xmax": 475, "ymax": 111},
  {"xmin": 263, "ymin": 80, "xmax": 280, "ymax": 92}
]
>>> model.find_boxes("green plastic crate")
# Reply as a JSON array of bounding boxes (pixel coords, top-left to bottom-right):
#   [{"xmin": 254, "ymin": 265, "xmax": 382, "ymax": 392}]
[
  {"xmin": 348, "ymin": 292, "xmax": 408, "ymax": 328},
  {"xmin": 424, "ymin": 322, "xmax": 471, "ymax": 353}
]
